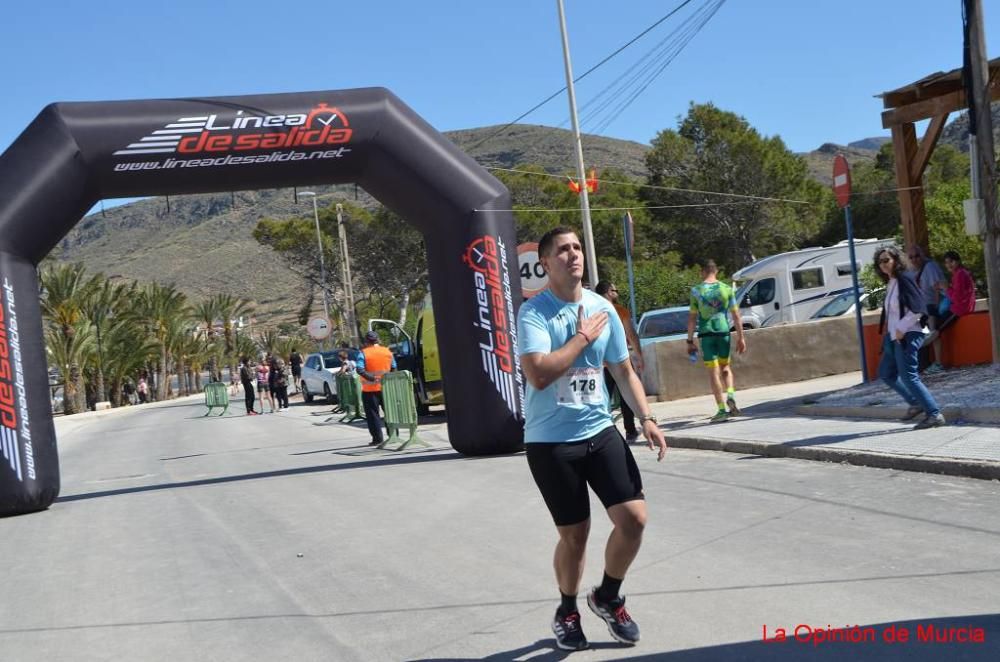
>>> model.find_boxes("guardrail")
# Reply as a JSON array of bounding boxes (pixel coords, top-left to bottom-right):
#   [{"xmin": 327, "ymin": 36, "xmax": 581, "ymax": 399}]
[
  {"xmin": 336, "ymin": 373, "xmax": 364, "ymax": 423},
  {"xmin": 378, "ymin": 370, "xmax": 428, "ymax": 451},
  {"xmin": 203, "ymin": 382, "xmax": 229, "ymax": 416}
]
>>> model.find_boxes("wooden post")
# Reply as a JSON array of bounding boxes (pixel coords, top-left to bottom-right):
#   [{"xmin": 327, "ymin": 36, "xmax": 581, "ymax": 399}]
[
  {"xmin": 966, "ymin": 0, "xmax": 1000, "ymax": 363},
  {"xmin": 890, "ymin": 122, "xmax": 929, "ymax": 250}
]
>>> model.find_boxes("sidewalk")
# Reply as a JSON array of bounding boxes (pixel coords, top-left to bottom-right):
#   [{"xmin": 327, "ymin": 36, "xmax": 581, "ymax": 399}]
[{"xmin": 646, "ymin": 367, "xmax": 1000, "ymax": 481}]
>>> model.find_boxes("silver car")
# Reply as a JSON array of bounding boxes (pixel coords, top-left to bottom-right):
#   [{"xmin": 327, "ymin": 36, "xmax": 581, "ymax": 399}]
[{"xmin": 299, "ymin": 351, "xmax": 342, "ymax": 403}]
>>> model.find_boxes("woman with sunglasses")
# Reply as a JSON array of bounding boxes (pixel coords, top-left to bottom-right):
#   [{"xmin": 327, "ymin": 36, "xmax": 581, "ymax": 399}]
[{"xmin": 873, "ymin": 247, "xmax": 946, "ymax": 429}]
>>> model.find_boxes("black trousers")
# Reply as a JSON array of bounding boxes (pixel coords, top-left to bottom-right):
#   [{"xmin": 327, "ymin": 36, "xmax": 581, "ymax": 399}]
[
  {"xmin": 604, "ymin": 368, "xmax": 636, "ymax": 435},
  {"xmin": 242, "ymin": 381, "xmax": 255, "ymax": 413},
  {"xmin": 362, "ymin": 391, "xmax": 385, "ymax": 444},
  {"xmin": 274, "ymin": 386, "xmax": 289, "ymax": 409}
]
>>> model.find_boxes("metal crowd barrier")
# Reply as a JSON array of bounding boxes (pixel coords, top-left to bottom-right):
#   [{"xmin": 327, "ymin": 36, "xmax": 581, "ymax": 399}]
[
  {"xmin": 378, "ymin": 370, "xmax": 427, "ymax": 451},
  {"xmin": 203, "ymin": 382, "xmax": 229, "ymax": 416},
  {"xmin": 336, "ymin": 373, "xmax": 364, "ymax": 423}
]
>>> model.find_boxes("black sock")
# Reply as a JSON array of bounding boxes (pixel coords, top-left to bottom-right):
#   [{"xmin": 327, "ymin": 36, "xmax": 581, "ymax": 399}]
[
  {"xmin": 559, "ymin": 592, "xmax": 578, "ymax": 614},
  {"xmin": 596, "ymin": 572, "xmax": 623, "ymax": 603}
]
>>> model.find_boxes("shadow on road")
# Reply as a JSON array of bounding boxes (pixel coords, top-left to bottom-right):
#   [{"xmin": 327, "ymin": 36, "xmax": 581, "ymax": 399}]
[{"xmin": 56, "ymin": 450, "xmax": 467, "ymax": 503}]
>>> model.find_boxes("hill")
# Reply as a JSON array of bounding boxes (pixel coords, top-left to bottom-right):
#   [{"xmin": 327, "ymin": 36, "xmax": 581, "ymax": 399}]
[
  {"xmin": 801, "ymin": 142, "xmax": 881, "ymax": 185},
  {"xmin": 54, "ymin": 125, "xmax": 651, "ymax": 326},
  {"xmin": 65, "ymin": 106, "xmax": 1000, "ymax": 326}
]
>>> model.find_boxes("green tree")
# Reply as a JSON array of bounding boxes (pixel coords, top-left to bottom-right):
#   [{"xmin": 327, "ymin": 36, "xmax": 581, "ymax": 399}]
[
  {"xmin": 191, "ymin": 298, "xmax": 223, "ymax": 382},
  {"xmin": 925, "ymin": 181, "xmax": 986, "ymax": 291},
  {"xmin": 133, "ymin": 283, "xmax": 189, "ymax": 401},
  {"xmin": 40, "ymin": 263, "xmax": 99, "ymax": 413},
  {"xmin": 101, "ymin": 316, "xmax": 159, "ymax": 406},
  {"xmin": 643, "ymin": 103, "xmax": 829, "ymax": 272}
]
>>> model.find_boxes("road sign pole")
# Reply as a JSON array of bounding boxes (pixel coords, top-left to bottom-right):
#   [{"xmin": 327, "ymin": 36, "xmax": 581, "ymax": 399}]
[
  {"xmin": 624, "ymin": 212, "xmax": 638, "ymax": 327},
  {"xmin": 845, "ymin": 205, "xmax": 868, "ymax": 382},
  {"xmin": 834, "ymin": 154, "xmax": 868, "ymax": 383}
]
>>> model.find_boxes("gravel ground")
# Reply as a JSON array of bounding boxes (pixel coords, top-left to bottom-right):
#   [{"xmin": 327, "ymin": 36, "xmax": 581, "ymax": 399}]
[{"xmin": 814, "ymin": 363, "xmax": 1000, "ymax": 410}]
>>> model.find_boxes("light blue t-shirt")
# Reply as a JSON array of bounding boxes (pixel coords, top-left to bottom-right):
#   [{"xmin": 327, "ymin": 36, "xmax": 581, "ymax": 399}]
[{"xmin": 516, "ymin": 288, "xmax": 629, "ymax": 443}]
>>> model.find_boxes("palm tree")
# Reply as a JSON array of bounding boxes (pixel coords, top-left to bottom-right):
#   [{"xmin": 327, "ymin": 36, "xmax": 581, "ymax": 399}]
[
  {"xmin": 234, "ymin": 334, "xmax": 260, "ymax": 365},
  {"xmin": 134, "ymin": 283, "xmax": 189, "ymax": 401},
  {"xmin": 45, "ymin": 321, "xmax": 94, "ymax": 415},
  {"xmin": 191, "ymin": 298, "xmax": 222, "ymax": 382},
  {"xmin": 257, "ymin": 329, "xmax": 280, "ymax": 357},
  {"xmin": 79, "ymin": 280, "xmax": 132, "ymax": 404},
  {"xmin": 40, "ymin": 263, "xmax": 100, "ymax": 412},
  {"xmin": 101, "ymin": 317, "xmax": 159, "ymax": 406},
  {"xmin": 184, "ymin": 335, "xmax": 214, "ymax": 393},
  {"xmin": 213, "ymin": 294, "xmax": 255, "ymax": 379}
]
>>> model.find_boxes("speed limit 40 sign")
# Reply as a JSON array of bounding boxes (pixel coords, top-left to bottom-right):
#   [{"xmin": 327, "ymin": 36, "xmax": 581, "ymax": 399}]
[{"xmin": 518, "ymin": 242, "xmax": 549, "ymax": 297}]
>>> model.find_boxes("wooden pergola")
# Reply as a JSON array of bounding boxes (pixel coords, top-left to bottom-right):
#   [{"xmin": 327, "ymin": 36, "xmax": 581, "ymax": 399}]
[{"xmin": 879, "ymin": 57, "xmax": 1000, "ymax": 250}]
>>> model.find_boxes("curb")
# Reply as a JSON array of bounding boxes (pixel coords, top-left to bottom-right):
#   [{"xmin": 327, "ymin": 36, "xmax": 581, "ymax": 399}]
[
  {"xmin": 794, "ymin": 404, "xmax": 1000, "ymax": 425},
  {"xmin": 665, "ymin": 434, "xmax": 1000, "ymax": 481}
]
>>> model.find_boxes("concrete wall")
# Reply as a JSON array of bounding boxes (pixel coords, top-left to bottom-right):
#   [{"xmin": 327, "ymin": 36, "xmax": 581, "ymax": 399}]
[{"xmin": 641, "ymin": 312, "xmax": 878, "ymax": 401}]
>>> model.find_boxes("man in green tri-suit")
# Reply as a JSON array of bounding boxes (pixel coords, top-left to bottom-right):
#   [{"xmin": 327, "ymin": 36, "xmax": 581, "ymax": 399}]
[{"xmin": 686, "ymin": 260, "xmax": 747, "ymax": 422}]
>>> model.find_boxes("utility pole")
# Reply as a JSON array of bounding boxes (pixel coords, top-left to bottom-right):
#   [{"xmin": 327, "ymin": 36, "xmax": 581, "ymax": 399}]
[
  {"xmin": 965, "ymin": 0, "xmax": 1000, "ymax": 362},
  {"xmin": 336, "ymin": 203, "xmax": 359, "ymax": 347},
  {"xmin": 300, "ymin": 191, "xmax": 331, "ymax": 349},
  {"xmin": 556, "ymin": 0, "xmax": 599, "ymax": 287}
]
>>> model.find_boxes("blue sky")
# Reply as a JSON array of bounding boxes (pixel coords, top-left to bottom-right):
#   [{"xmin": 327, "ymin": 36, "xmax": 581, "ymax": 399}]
[{"xmin": 1, "ymin": 1, "xmax": 996, "ymax": 169}]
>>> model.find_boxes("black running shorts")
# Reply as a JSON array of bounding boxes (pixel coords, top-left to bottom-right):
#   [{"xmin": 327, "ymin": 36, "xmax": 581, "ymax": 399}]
[{"xmin": 526, "ymin": 425, "xmax": 644, "ymax": 527}]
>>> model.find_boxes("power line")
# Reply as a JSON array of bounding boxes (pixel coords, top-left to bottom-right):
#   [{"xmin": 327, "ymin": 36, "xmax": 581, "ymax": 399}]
[
  {"xmin": 465, "ymin": 0, "xmax": 697, "ymax": 152},
  {"xmin": 475, "ymin": 201, "xmax": 766, "ymax": 213},
  {"xmin": 590, "ymin": 0, "xmax": 726, "ymax": 135},
  {"xmin": 567, "ymin": 0, "xmax": 721, "ymax": 133},
  {"xmin": 483, "ymin": 165, "xmax": 815, "ymax": 204}
]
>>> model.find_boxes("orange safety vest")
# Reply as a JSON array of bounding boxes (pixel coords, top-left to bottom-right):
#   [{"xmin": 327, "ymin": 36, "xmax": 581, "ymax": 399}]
[{"xmin": 360, "ymin": 345, "xmax": 394, "ymax": 392}]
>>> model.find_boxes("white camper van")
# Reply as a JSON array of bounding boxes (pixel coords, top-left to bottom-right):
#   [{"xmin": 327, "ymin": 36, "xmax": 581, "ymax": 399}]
[{"xmin": 732, "ymin": 239, "xmax": 894, "ymax": 327}]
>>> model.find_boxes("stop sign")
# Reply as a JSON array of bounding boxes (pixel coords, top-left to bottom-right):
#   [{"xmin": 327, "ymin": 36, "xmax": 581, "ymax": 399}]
[{"xmin": 833, "ymin": 154, "xmax": 852, "ymax": 208}]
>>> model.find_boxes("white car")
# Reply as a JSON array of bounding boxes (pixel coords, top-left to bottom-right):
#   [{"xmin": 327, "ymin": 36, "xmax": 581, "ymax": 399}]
[
  {"xmin": 299, "ymin": 351, "xmax": 343, "ymax": 403},
  {"xmin": 637, "ymin": 306, "xmax": 689, "ymax": 348},
  {"xmin": 809, "ymin": 288, "xmax": 883, "ymax": 320}
]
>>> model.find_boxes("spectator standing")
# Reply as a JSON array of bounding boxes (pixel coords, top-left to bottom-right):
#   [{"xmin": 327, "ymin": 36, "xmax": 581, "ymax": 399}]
[
  {"xmin": 358, "ymin": 330, "xmax": 396, "ymax": 446},
  {"xmin": 686, "ymin": 260, "xmax": 747, "ymax": 422},
  {"xmin": 239, "ymin": 356, "xmax": 257, "ymax": 415},
  {"xmin": 595, "ymin": 281, "xmax": 643, "ymax": 441},
  {"xmin": 137, "ymin": 376, "xmax": 149, "ymax": 404},
  {"xmin": 256, "ymin": 361, "xmax": 274, "ymax": 413},
  {"xmin": 289, "ymin": 348, "xmax": 303, "ymax": 395},
  {"xmin": 272, "ymin": 358, "xmax": 290, "ymax": 411},
  {"xmin": 906, "ymin": 245, "xmax": 948, "ymax": 372},
  {"xmin": 337, "ymin": 349, "xmax": 357, "ymax": 377},
  {"xmin": 875, "ymin": 246, "xmax": 945, "ymax": 429},
  {"xmin": 122, "ymin": 379, "xmax": 135, "ymax": 406}
]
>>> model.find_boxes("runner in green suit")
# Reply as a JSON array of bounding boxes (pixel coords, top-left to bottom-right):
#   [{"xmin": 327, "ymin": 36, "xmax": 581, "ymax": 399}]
[{"xmin": 687, "ymin": 260, "xmax": 747, "ymax": 422}]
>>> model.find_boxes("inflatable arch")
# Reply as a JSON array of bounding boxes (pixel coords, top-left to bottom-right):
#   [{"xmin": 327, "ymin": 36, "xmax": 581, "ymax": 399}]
[{"xmin": 0, "ymin": 88, "xmax": 525, "ymax": 517}]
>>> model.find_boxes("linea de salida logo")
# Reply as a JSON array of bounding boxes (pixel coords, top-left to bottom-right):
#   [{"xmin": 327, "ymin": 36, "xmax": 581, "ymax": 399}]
[
  {"xmin": 0, "ymin": 278, "xmax": 33, "ymax": 483},
  {"xmin": 462, "ymin": 234, "xmax": 523, "ymax": 416},
  {"xmin": 114, "ymin": 103, "xmax": 352, "ymax": 156}
]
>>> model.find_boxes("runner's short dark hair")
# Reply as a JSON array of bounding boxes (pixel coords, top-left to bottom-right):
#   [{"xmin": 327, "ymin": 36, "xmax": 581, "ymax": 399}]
[{"xmin": 538, "ymin": 226, "xmax": 578, "ymax": 257}]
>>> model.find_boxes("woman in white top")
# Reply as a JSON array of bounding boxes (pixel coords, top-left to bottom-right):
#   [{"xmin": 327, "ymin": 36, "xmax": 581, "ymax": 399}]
[{"xmin": 874, "ymin": 246, "xmax": 945, "ymax": 429}]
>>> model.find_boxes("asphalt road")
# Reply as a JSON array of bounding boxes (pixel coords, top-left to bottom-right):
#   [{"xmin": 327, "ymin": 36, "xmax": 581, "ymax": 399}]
[{"xmin": 2, "ymin": 396, "xmax": 999, "ymax": 661}]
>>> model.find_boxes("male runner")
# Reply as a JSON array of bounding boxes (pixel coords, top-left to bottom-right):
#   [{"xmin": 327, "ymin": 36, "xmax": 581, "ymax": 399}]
[
  {"xmin": 687, "ymin": 260, "xmax": 747, "ymax": 421},
  {"xmin": 517, "ymin": 227, "xmax": 668, "ymax": 651}
]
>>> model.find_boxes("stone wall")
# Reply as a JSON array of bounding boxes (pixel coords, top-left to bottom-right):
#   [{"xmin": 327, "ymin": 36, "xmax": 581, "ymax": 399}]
[{"xmin": 640, "ymin": 312, "xmax": 879, "ymax": 401}]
